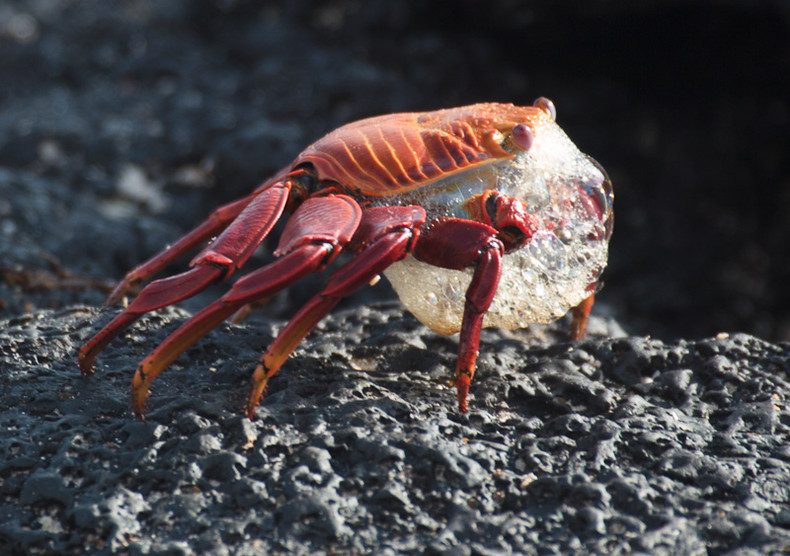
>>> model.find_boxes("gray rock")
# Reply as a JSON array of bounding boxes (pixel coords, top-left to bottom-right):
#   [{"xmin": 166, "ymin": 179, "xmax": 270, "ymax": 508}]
[{"xmin": 3, "ymin": 306, "xmax": 790, "ymax": 553}]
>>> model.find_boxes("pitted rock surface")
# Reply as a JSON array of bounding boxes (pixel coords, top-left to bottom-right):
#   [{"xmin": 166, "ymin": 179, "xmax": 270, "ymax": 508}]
[{"xmin": 2, "ymin": 306, "xmax": 790, "ymax": 553}]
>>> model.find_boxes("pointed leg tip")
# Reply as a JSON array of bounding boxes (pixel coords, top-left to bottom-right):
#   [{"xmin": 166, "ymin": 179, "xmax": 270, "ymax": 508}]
[
  {"xmin": 568, "ymin": 319, "xmax": 587, "ymax": 341},
  {"xmin": 105, "ymin": 285, "xmax": 127, "ymax": 307},
  {"xmin": 245, "ymin": 364, "xmax": 270, "ymax": 419},
  {"xmin": 105, "ymin": 275, "xmax": 142, "ymax": 306},
  {"xmin": 245, "ymin": 390, "xmax": 263, "ymax": 420},
  {"xmin": 456, "ymin": 374, "xmax": 470, "ymax": 414},
  {"xmin": 569, "ymin": 294, "xmax": 594, "ymax": 341},
  {"xmin": 79, "ymin": 363, "xmax": 95, "ymax": 376},
  {"xmin": 77, "ymin": 349, "xmax": 96, "ymax": 376},
  {"xmin": 245, "ymin": 394, "xmax": 263, "ymax": 420},
  {"xmin": 132, "ymin": 399, "xmax": 148, "ymax": 422},
  {"xmin": 229, "ymin": 303, "xmax": 253, "ymax": 325},
  {"xmin": 131, "ymin": 369, "xmax": 150, "ymax": 421}
]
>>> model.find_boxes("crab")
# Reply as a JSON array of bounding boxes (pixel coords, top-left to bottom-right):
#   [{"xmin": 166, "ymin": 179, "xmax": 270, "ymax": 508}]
[{"xmin": 79, "ymin": 98, "xmax": 613, "ymax": 419}]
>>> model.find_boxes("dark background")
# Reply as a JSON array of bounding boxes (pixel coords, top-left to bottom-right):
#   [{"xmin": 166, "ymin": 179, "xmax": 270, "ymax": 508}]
[{"xmin": 1, "ymin": 0, "xmax": 789, "ymax": 342}]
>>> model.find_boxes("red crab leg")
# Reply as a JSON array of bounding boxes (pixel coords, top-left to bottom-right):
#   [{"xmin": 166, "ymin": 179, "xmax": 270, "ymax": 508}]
[
  {"xmin": 128, "ymin": 195, "xmax": 363, "ymax": 418},
  {"xmin": 104, "ymin": 195, "xmax": 250, "ymax": 306},
  {"xmin": 413, "ymin": 218, "xmax": 505, "ymax": 413},
  {"xmin": 569, "ymin": 293, "xmax": 595, "ymax": 341},
  {"xmin": 245, "ymin": 205, "xmax": 426, "ymax": 419},
  {"xmin": 78, "ymin": 179, "xmax": 292, "ymax": 374},
  {"xmin": 105, "ymin": 167, "xmax": 291, "ymax": 305}
]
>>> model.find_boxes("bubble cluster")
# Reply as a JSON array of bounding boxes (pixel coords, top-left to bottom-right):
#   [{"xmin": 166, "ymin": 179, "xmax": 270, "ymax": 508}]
[{"xmin": 382, "ymin": 117, "xmax": 612, "ymax": 335}]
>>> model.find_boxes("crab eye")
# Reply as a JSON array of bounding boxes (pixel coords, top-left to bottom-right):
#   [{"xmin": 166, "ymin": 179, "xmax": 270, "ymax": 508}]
[
  {"xmin": 511, "ymin": 124, "xmax": 534, "ymax": 151},
  {"xmin": 533, "ymin": 97, "xmax": 556, "ymax": 121}
]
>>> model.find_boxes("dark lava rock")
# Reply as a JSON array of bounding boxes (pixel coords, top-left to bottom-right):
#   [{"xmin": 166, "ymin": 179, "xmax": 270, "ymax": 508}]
[{"xmin": 2, "ymin": 306, "xmax": 790, "ymax": 554}]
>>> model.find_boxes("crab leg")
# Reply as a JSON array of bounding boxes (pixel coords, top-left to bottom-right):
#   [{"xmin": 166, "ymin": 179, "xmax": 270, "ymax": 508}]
[
  {"xmin": 79, "ymin": 180, "xmax": 292, "ymax": 374},
  {"xmin": 130, "ymin": 195, "xmax": 364, "ymax": 418},
  {"xmin": 245, "ymin": 206, "xmax": 426, "ymax": 418},
  {"xmin": 104, "ymin": 195, "xmax": 250, "ymax": 306},
  {"xmin": 105, "ymin": 168, "xmax": 292, "ymax": 305},
  {"xmin": 413, "ymin": 218, "xmax": 505, "ymax": 413},
  {"xmin": 569, "ymin": 293, "xmax": 595, "ymax": 341}
]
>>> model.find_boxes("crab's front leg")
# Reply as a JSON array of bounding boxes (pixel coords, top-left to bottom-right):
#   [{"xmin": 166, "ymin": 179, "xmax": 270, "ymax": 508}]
[
  {"xmin": 413, "ymin": 218, "xmax": 505, "ymax": 413},
  {"xmin": 245, "ymin": 205, "xmax": 426, "ymax": 418}
]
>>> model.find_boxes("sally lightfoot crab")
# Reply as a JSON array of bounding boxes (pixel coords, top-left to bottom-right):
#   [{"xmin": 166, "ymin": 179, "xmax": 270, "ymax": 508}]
[{"xmin": 79, "ymin": 98, "xmax": 613, "ymax": 419}]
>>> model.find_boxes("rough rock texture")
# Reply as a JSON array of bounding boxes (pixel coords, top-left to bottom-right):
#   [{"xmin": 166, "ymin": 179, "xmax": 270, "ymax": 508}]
[
  {"xmin": 2, "ymin": 1, "xmax": 790, "ymax": 554},
  {"xmin": 3, "ymin": 306, "xmax": 790, "ymax": 554}
]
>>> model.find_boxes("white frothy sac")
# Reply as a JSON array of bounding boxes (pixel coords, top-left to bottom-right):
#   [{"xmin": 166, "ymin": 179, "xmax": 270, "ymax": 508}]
[{"xmin": 382, "ymin": 117, "xmax": 612, "ymax": 335}]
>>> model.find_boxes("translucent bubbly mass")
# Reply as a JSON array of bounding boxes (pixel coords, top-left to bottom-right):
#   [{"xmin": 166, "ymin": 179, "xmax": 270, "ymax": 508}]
[{"xmin": 380, "ymin": 117, "xmax": 612, "ymax": 335}]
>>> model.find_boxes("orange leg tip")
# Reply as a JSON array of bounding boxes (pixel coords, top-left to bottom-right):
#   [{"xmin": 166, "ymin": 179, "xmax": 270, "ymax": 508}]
[
  {"xmin": 106, "ymin": 273, "xmax": 144, "ymax": 306},
  {"xmin": 77, "ymin": 349, "xmax": 95, "ymax": 375},
  {"xmin": 569, "ymin": 294, "xmax": 595, "ymax": 341},
  {"xmin": 245, "ymin": 391, "xmax": 264, "ymax": 420},
  {"xmin": 131, "ymin": 392, "xmax": 148, "ymax": 421},
  {"xmin": 246, "ymin": 365, "xmax": 269, "ymax": 419},
  {"xmin": 131, "ymin": 386, "xmax": 150, "ymax": 421},
  {"xmin": 105, "ymin": 284, "xmax": 128, "ymax": 306},
  {"xmin": 456, "ymin": 374, "xmax": 471, "ymax": 414},
  {"xmin": 131, "ymin": 368, "xmax": 150, "ymax": 420},
  {"xmin": 229, "ymin": 303, "xmax": 253, "ymax": 325}
]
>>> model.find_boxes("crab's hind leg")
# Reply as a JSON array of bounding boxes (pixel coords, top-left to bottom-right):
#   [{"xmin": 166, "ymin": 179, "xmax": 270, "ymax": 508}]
[
  {"xmin": 105, "ymin": 195, "xmax": 250, "ymax": 306},
  {"xmin": 105, "ymin": 167, "xmax": 293, "ymax": 305},
  {"xmin": 129, "ymin": 194, "xmax": 364, "ymax": 419},
  {"xmin": 245, "ymin": 205, "xmax": 426, "ymax": 418},
  {"xmin": 412, "ymin": 218, "xmax": 505, "ymax": 413},
  {"xmin": 569, "ymin": 292, "xmax": 595, "ymax": 341},
  {"xmin": 78, "ymin": 179, "xmax": 292, "ymax": 374}
]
